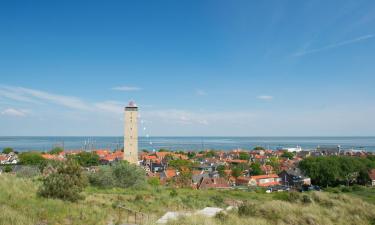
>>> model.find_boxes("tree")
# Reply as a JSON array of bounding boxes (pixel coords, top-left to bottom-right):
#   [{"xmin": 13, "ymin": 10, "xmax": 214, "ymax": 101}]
[
  {"xmin": 69, "ymin": 152, "xmax": 99, "ymax": 167},
  {"xmin": 253, "ymin": 146, "xmax": 265, "ymax": 151},
  {"xmin": 231, "ymin": 167, "xmax": 242, "ymax": 178},
  {"xmin": 19, "ymin": 152, "xmax": 46, "ymax": 165},
  {"xmin": 49, "ymin": 147, "xmax": 63, "ymax": 155},
  {"xmin": 239, "ymin": 152, "xmax": 250, "ymax": 161},
  {"xmin": 159, "ymin": 148, "xmax": 169, "ymax": 152},
  {"xmin": 266, "ymin": 157, "xmax": 281, "ymax": 173},
  {"xmin": 168, "ymin": 159, "xmax": 193, "ymax": 169},
  {"xmin": 2, "ymin": 147, "xmax": 13, "ymax": 154},
  {"xmin": 38, "ymin": 159, "xmax": 88, "ymax": 202},
  {"xmin": 281, "ymin": 152, "xmax": 295, "ymax": 159},
  {"xmin": 250, "ymin": 162, "xmax": 263, "ymax": 176},
  {"xmin": 217, "ymin": 165, "xmax": 226, "ymax": 178},
  {"xmin": 205, "ymin": 150, "xmax": 216, "ymax": 158},
  {"xmin": 187, "ymin": 151, "xmax": 196, "ymax": 159}
]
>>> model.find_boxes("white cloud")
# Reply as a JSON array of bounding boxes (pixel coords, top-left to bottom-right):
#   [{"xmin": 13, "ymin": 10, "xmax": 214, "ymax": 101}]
[
  {"xmin": 94, "ymin": 101, "xmax": 124, "ymax": 114},
  {"xmin": 294, "ymin": 34, "xmax": 375, "ymax": 57},
  {"xmin": 196, "ymin": 90, "xmax": 207, "ymax": 96},
  {"xmin": 112, "ymin": 86, "xmax": 142, "ymax": 91},
  {"xmin": 1, "ymin": 108, "xmax": 28, "ymax": 117},
  {"xmin": 257, "ymin": 95, "xmax": 274, "ymax": 100}
]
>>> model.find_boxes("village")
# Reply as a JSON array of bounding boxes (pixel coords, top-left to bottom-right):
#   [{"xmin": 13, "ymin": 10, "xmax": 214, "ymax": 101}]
[{"xmin": 1, "ymin": 145, "xmax": 375, "ymax": 190}]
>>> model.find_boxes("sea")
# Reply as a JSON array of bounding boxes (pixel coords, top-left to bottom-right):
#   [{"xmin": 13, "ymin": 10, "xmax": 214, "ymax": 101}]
[{"xmin": 0, "ymin": 136, "xmax": 375, "ymax": 152}]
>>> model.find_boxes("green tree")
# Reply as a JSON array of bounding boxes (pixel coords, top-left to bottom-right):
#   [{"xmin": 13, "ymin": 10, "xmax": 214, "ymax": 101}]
[
  {"xmin": 250, "ymin": 162, "xmax": 263, "ymax": 176},
  {"xmin": 205, "ymin": 150, "xmax": 216, "ymax": 158},
  {"xmin": 266, "ymin": 157, "xmax": 281, "ymax": 173},
  {"xmin": 49, "ymin": 147, "xmax": 64, "ymax": 155},
  {"xmin": 281, "ymin": 152, "xmax": 295, "ymax": 159},
  {"xmin": 217, "ymin": 165, "xmax": 226, "ymax": 178},
  {"xmin": 19, "ymin": 152, "xmax": 46, "ymax": 165},
  {"xmin": 231, "ymin": 167, "xmax": 242, "ymax": 178},
  {"xmin": 159, "ymin": 148, "xmax": 169, "ymax": 152},
  {"xmin": 168, "ymin": 159, "xmax": 193, "ymax": 169},
  {"xmin": 187, "ymin": 151, "xmax": 196, "ymax": 159},
  {"xmin": 2, "ymin": 147, "xmax": 13, "ymax": 154},
  {"xmin": 38, "ymin": 159, "xmax": 88, "ymax": 202},
  {"xmin": 147, "ymin": 177, "xmax": 161, "ymax": 186},
  {"xmin": 253, "ymin": 146, "xmax": 265, "ymax": 151},
  {"xmin": 69, "ymin": 152, "xmax": 99, "ymax": 167},
  {"xmin": 239, "ymin": 152, "xmax": 250, "ymax": 161}
]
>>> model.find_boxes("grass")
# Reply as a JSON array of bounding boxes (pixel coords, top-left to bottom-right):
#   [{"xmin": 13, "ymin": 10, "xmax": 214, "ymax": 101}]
[{"xmin": 0, "ymin": 174, "xmax": 374, "ymax": 225}]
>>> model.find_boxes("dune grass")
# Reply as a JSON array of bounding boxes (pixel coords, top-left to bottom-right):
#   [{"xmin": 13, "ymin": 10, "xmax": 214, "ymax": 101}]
[{"xmin": 0, "ymin": 174, "xmax": 374, "ymax": 225}]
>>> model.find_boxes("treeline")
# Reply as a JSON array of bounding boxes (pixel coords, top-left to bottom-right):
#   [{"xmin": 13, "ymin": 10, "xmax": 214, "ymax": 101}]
[{"xmin": 299, "ymin": 156, "xmax": 375, "ymax": 187}]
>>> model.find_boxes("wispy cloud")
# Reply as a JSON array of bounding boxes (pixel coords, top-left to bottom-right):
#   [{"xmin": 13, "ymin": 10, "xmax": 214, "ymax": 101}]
[
  {"xmin": 294, "ymin": 34, "xmax": 375, "ymax": 57},
  {"xmin": 1, "ymin": 108, "xmax": 28, "ymax": 117},
  {"xmin": 257, "ymin": 95, "xmax": 273, "ymax": 100},
  {"xmin": 196, "ymin": 90, "xmax": 207, "ymax": 96},
  {"xmin": 112, "ymin": 86, "xmax": 142, "ymax": 91}
]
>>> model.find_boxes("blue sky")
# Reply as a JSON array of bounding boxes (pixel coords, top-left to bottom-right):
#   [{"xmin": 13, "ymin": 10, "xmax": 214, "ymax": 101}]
[{"xmin": 1, "ymin": 0, "xmax": 375, "ymax": 136}]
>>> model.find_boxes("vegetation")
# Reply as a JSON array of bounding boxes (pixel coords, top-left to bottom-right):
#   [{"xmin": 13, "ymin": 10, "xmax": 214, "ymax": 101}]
[
  {"xmin": 249, "ymin": 162, "xmax": 263, "ymax": 176},
  {"xmin": 2, "ymin": 147, "xmax": 13, "ymax": 154},
  {"xmin": 49, "ymin": 147, "xmax": 64, "ymax": 155},
  {"xmin": 239, "ymin": 152, "xmax": 250, "ymax": 161},
  {"xmin": 38, "ymin": 159, "xmax": 88, "ymax": 202},
  {"xmin": 88, "ymin": 161, "xmax": 146, "ymax": 189},
  {"xmin": 299, "ymin": 156, "xmax": 375, "ymax": 187},
  {"xmin": 231, "ymin": 167, "xmax": 242, "ymax": 178},
  {"xmin": 217, "ymin": 165, "xmax": 226, "ymax": 177},
  {"xmin": 68, "ymin": 152, "xmax": 100, "ymax": 167},
  {"xmin": 18, "ymin": 152, "xmax": 46, "ymax": 165},
  {"xmin": 0, "ymin": 173, "xmax": 375, "ymax": 225},
  {"xmin": 253, "ymin": 146, "xmax": 265, "ymax": 150},
  {"xmin": 281, "ymin": 151, "xmax": 295, "ymax": 159},
  {"xmin": 3, "ymin": 165, "xmax": 12, "ymax": 173}
]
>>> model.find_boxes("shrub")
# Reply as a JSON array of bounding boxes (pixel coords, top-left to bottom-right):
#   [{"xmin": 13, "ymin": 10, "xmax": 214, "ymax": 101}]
[
  {"xmin": 170, "ymin": 189, "xmax": 178, "ymax": 197},
  {"xmin": 3, "ymin": 165, "xmax": 12, "ymax": 173},
  {"xmin": 148, "ymin": 177, "xmax": 161, "ymax": 187},
  {"xmin": 38, "ymin": 159, "xmax": 88, "ymax": 202},
  {"xmin": 302, "ymin": 195, "xmax": 312, "ymax": 204},
  {"xmin": 88, "ymin": 161, "xmax": 146, "ymax": 189},
  {"xmin": 69, "ymin": 152, "xmax": 99, "ymax": 167},
  {"xmin": 287, "ymin": 192, "xmax": 301, "ymax": 203},
  {"xmin": 238, "ymin": 202, "xmax": 256, "ymax": 217},
  {"xmin": 210, "ymin": 195, "xmax": 224, "ymax": 206},
  {"xmin": 215, "ymin": 211, "xmax": 228, "ymax": 222},
  {"xmin": 49, "ymin": 147, "xmax": 63, "ymax": 155},
  {"xmin": 19, "ymin": 152, "xmax": 46, "ymax": 165}
]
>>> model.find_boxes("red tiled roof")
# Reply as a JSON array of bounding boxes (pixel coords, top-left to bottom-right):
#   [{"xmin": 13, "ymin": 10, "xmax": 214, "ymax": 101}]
[
  {"xmin": 0, "ymin": 155, "xmax": 7, "ymax": 161},
  {"xmin": 165, "ymin": 169, "xmax": 177, "ymax": 178},
  {"xmin": 251, "ymin": 174, "xmax": 279, "ymax": 180}
]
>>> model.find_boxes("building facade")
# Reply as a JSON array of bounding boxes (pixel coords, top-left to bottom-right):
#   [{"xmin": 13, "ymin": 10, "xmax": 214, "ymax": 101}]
[{"xmin": 124, "ymin": 101, "xmax": 138, "ymax": 164}]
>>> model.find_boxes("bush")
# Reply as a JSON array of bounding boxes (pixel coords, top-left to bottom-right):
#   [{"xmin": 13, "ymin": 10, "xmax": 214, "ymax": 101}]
[
  {"xmin": 170, "ymin": 189, "xmax": 178, "ymax": 197},
  {"xmin": 3, "ymin": 165, "xmax": 12, "ymax": 173},
  {"xmin": 210, "ymin": 195, "xmax": 224, "ymax": 206},
  {"xmin": 69, "ymin": 152, "xmax": 99, "ymax": 167},
  {"xmin": 49, "ymin": 147, "xmax": 63, "ymax": 155},
  {"xmin": 19, "ymin": 152, "xmax": 46, "ymax": 165},
  {"xmin": 148, "ymin": 177, "xmax": 161, "ymax": 187},
  {"xmin": 287, "ymin": 192, "xmax": 301, "ymax": 203},
  {"xmin": 302, "ymin": 195, "xmax": 312, "ymax": 204},
  {"xmin": 215, "ymin": 211, "xmax": 228, "ymax": 222},
  {"xmin": 238, "ymin": 202, "xmax": 256, "ymax": 217},
  {"xmin": 88, "ymin": 161, "xmax": 146, "ymax": 189},
  {"xmin": 38, "ymin": 159, "xmax": 88, "ymax": 202}
]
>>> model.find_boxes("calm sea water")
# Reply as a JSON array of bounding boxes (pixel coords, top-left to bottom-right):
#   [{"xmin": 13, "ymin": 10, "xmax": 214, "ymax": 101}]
[{"xmin": 0, "ymin": 136, "xmax": 375, "ymax": 152}]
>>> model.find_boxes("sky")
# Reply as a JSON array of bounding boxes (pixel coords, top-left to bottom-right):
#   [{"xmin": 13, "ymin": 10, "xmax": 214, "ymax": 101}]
[{"xmin": 0, "ymin": 0, "xmax": 375, "ymax": 136}]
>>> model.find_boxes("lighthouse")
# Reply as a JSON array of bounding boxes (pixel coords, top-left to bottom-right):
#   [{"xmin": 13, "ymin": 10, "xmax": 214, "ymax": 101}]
[{"xmin": 124, "ymin": 101, "xmax": 138, "ymax": 164}]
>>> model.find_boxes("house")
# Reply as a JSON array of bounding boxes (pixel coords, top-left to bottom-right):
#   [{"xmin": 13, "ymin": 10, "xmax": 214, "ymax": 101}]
[
  {"xmin": 160, "ymin": 169, "xmax": 178, "ymax": 180},
  {"xmin": 248, "ymin": 174, "xmax": 281, "ymax": 187},
  {"xmin": 235, "ymin": 176, "xmax": 251, "ymax": 186},
  {"xmin": 192, "ymin": 170, "xmax": 209, "ymax": 185},
  {"xmin": 198, "ymin": 177, "xmax": 230, "ymax": 189},
  {"xmin": 260, "ymin": 164, "xmax": 274, "ymax": 175},
  {"xmin": 316, "ymin": 145, "xmax": 341, "ymax": 156},
  {"xmin": 278, "ymin": 168, "xmax": 311, "ymax": 188},
  {"xmin": 369, "ymin": 169, "xmax": 375, "ymax": 186}
]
